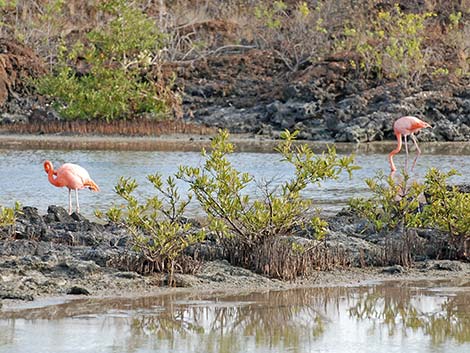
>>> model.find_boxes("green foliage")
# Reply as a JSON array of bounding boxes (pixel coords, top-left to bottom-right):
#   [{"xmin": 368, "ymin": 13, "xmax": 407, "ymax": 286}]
[
  {"xmin": 177, "ymin": 129, "xmax": 357, "ymax": 275},
  {"xmin": 34, "ymin": 0, "xmax": 176, "ymax": 121},
  {"xmin": 421, "ymin": 168, "xmax": 470, "ymax": 238},
  {"xmin": 339, "ymin": 4, "xmax": 434, "ymax": 81},
  {"xmin": 0, "ymin": 202, "xmax": 21, "ymax": 236},
  {"xmin": 0, "ymin": 0, "xmax": 16, "ymax": 9},
  {"xmin": 351, "ymin": 168, "xmax": 470, "ymax": 239},
  {"xmin": 90, "ymin": 0, "xmax": 161, "ymax": 64},
  {"xmin": 445, "ymin": 11, "xmax": 470, "ymax": 77},
  {"xmin": 449, "ymin": 11, "xmax": 462, "ymax": 29},
  {"xmin": 252, "ymin": 1, "xmax": 330, "ymax": 71},
  {"xmin": 103, "ymin": 174, "xmax": 204, "ymax": 283},
  {"xmin": 254, "ymin": 1, "xmax": 288, "ymax": 29},
  {"xmin": 101, "ymin": 129, "xmax": 357, "ymax": 280},
  {"xmin": 349, "ymin": 171, "xmax": 425, "ymax": 232}
]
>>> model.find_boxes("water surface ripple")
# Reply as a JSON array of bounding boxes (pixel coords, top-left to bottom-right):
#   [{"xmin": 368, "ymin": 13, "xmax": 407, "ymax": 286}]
[{"xmin": 1, "ymin": 143, "xmax": 470, "ymax": 218}]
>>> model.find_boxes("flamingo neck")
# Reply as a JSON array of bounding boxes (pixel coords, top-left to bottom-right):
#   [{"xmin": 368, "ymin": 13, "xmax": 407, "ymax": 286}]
[
  {"xmin": 47, "ymin": 167, "xmax": 62, "ymax": 187},
  {"xmin": 388, "ymin": 133, "xmax": 402, "ymax": 171}
]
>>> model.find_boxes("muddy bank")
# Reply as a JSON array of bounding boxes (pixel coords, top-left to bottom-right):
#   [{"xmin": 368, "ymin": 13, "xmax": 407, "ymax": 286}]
[
  {"xmin": 5, "ymin": 133, "xmax": 470, "ymax": 155},
  {"xmin": 1, "ymin": 205, "xmax": 469, "ymax": 307}
]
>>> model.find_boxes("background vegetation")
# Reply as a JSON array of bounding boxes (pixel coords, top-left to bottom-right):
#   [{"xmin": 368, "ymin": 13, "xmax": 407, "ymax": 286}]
[{"xmin": 0, "ymin": 0, "xmax": 469, "ymax": 121}]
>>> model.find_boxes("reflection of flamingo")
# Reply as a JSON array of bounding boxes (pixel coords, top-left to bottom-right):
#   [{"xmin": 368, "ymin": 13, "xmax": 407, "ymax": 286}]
[
  {"xmin": 44, "ymin": 161, "xmax": 100, "ymax": 214},
  {"xmin": 389, "ymin": 116, "xmax": 431, "ymax": 172}
]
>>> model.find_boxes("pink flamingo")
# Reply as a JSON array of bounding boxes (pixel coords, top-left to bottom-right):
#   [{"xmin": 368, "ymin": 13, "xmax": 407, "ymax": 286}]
[
  {"xmin": 44, "ymin": 160, "xmax": 100, "ymax": 214},
  {"xmin": 389, "ymin": 116, "xmax": 431, "ymax": 172}
]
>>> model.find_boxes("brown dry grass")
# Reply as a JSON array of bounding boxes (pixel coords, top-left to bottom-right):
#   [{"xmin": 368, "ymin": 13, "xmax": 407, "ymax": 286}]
[{"xmin": 3, "ymin": 119, "xmax": 215, "ymax": 136}]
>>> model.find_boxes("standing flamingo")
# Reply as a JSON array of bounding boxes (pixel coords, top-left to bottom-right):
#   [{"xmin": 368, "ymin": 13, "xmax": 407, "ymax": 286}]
[
  {"xmin": 43, "ymin": 160, "xmax": 100, "ymax": 214},
  {"xmin": 389, "ymin": 116, "xmax": 431, "ymax": 172}
]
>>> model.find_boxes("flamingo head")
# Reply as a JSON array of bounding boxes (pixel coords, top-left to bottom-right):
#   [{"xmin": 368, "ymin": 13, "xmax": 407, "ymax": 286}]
[
  {"xmin": 43, "ymin": 160, "xmax": 53, "ymax": 173},
  {"xmin": 421, "ymin": 119, "xmax": 432, "ymax": 129}
]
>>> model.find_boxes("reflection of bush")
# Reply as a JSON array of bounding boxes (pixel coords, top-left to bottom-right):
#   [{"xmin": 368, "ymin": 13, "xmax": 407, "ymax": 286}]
[
  {"xmin": 348, "ymin": 281, "xmax": 470, "ymax": 345},
  {"xmin": 4, "ymin": 283, "xmax": 470, "ymax": 350},
  {"xmin": 127, "ymin": 289, "xmax": 340, "ymax": 352},
  {"xmin": 127, "ymin": 284, "xmax": 470, "ymax": 349}
]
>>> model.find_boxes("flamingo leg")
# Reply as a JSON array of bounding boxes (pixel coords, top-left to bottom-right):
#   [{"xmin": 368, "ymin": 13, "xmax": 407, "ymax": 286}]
[
  {"xmin": 75, "ymin": 189, "xmax": 80, "ymax": 214},
  {"xmin": 68, "ymin": 189, "xmax": 73, "ymax": 214},
  {"xmin": 404, "ymin": 135, "xmax": 409, "ymax": 171},
  {"xmin": 410, "ymin": 133, "xmax": 421, "ymax": 170}
]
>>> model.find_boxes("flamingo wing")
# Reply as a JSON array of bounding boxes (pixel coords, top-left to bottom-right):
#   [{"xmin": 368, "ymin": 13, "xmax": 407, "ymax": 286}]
[{"xmin": 56, "ymin": 163, "xmax": 92, "ymax": 190}]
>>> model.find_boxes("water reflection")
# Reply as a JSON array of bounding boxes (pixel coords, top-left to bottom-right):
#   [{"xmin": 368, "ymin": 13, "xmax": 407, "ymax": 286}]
[
  {"xmin": 349, "ymin": 280, "xmax": 470, "ymax": 346},
  {"xmin": 2, "ymin": 281, "xmax": 470, "ymax": 352}
]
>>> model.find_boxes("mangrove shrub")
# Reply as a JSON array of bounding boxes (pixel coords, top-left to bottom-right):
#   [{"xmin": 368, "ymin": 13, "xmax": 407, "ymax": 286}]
[
  {"xmin": 177, "ymin": 130, "xmax": 358, "ymax": 278},
  {"xmin": 351, "ymin": 168, "xmax": 470, "ymax": 240},
  {"xmin": 35, "ymin": 0, "xmax": 177, "ymax": 121},
  {"xmin": 339, "ymin": 4, "xmax": 434, "ymax": 82},
  {"xmin": 0, "ymin": 202, "xmax": 21, "ymax": 237},
  {"xmin": 349, "ymin": 171, "xmax": 425, "ymax": 233},
  {"xmin": 101, "ymin": 174, "xmax": 204, "ymax": 284},
  {"xmin": 422, "ymin": 168, "xmax": 470, "ymax": 238},
  {"xmin": 106, "ymin": 130, "xmax": 357, "ymax": 280}
]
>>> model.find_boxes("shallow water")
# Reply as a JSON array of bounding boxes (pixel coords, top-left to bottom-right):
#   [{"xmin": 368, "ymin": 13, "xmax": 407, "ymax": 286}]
[
  {"xmin": 1, "ymin": 279, "xmax": 470, "ymax": 353},
  {"xmin": 1, "ymin": 141, "xmax": 470, "ymax": 218}
]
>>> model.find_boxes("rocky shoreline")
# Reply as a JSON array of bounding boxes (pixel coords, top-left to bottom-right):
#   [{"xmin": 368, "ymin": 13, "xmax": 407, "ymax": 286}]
[
  {"xmin": 1, "ymin": 205, "xmax": 469, "ymax": 308},
  {"xmin": 1, "ymin": 39, "xmax": 470, "ymax": 144},
  {"xmin": 159, "ymin": 48, "xmax": 470, "ymax": 143}
]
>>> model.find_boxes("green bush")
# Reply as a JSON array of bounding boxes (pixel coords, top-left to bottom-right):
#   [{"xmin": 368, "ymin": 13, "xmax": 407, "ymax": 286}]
[
  {"xmin": 177, "ymin": 129, "xmax": 358, "ymax": 278},
  {"xmin": 35, "ymin": 0, "xmax": 178, "ymax": 121},
  {"xmin": 0, "ymin": 202, "xmax": 21, "ymax": 237},
  {"xmin": 100, "ymin": 174, "xmax": 204, "ymax": 284},
  {"xmin": 338, "ymin": 4, "xmax": 434, "ymax": 82},
  {"xmin": 104, "ymin": 130, "xmax": 357, "ymax": 280},
  {"xmin": 351, "ymin": 168, "xmax": 470, "ymax": 240},
  {"xmin": 444, "ymin": 11, "xmax": 470, "ymax": 77},
  {"xmin": 421, "ymin": 168, "xmax": 470, "ymax": 238},
  {"xmin": 349, "ymin": 171, "xmax": 424, "ymax": 233}
]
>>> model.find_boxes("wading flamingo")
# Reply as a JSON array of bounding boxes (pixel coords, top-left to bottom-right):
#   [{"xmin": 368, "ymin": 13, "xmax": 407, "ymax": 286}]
[
  {"xmin": 389, "ymin": 116, "xmax": 431, "ymax": 172},
  {"xmin": 44, "ymin": 160, "xmax": 100, "ymax": 214}
]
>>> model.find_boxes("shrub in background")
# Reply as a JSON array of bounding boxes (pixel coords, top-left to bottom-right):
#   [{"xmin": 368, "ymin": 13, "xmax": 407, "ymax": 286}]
[
  {"xmin": 0, "ymin": 202, "xmax": 22, "ymax": 237},
  {"xmin": 350, "ymin": 167, "xmax": 470, "ymax": 262},
  {"xmin": 422, "ymin": 168, "xmax": 470, "ymax": 239},
  {"xmin": 349, "ymin": 171, "xmax": 425, "ymax": 233},
  {"xmin": 35, "ymin": 0, "xmax": 179, "ymax": 121},
  {"xmin": 338, "ymin": 4, "xmax": 434, "ymax": 83}
]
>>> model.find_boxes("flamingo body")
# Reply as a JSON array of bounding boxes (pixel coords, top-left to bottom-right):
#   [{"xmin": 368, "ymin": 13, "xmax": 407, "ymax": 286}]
[
  {"xmin": 44, "ymin": 160, "xmax": 99, "ymax": 214},
  {"xmin": 389, "ymin": 116, "xmax": 431, "ymax": 172}
]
